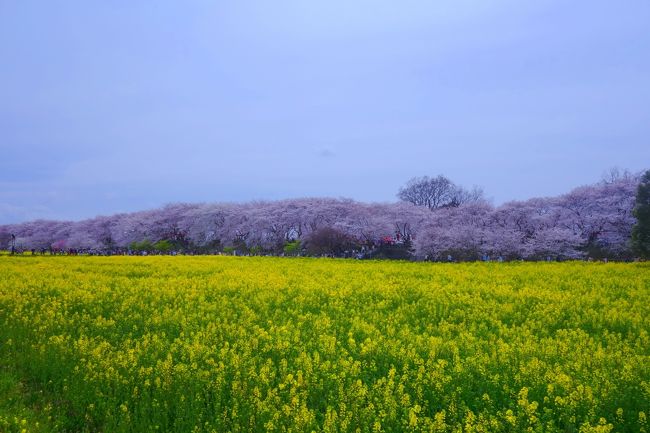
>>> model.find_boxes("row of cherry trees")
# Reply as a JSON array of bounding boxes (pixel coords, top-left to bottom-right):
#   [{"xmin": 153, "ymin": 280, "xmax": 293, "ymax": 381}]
[
  {"xmin": 415, "ymin": 177, "xmax": 636, "ymax": 260},
  {"xmin": 0, "ymin": 175, "xmax": 639, "ymax": 260}
]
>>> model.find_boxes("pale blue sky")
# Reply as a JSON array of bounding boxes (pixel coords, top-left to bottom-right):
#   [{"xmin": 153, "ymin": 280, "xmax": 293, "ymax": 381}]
[{"xmin": 1, "ymin": 0, "xmax": 649, "ymax": 223}]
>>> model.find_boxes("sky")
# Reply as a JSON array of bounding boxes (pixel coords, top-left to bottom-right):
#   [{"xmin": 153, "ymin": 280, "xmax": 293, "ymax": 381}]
[{"xmin": 1, "ymin": 0, "xmax": 649, "ymax": 223}]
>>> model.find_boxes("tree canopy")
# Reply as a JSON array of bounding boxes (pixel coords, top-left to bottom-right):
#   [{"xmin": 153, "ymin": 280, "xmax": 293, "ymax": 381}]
[
  {"xmin": 631, "ymin": 170, "xmax": 650, "ymax": 258},
  {"xmin": 0, "ymin": 173, "xmax": 642, "ymax": 260}
]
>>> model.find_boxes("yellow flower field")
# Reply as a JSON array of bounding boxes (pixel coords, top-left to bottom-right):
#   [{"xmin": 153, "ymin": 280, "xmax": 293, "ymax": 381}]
[{"xmin": 0, "ymin": 256, "xmax": 649, "ymax": 432}]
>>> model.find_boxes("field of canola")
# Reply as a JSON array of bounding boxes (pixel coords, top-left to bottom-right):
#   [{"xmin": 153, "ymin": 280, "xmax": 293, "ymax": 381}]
[{"xmin": 0, "ymin": 256, "xmax": 649, "ymax": 433}]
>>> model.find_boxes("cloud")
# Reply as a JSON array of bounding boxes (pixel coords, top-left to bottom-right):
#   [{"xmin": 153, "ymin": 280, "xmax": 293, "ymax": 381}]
[{"xmin": 318, "ymin": 148, "xmax": 336, "ymax": 158}]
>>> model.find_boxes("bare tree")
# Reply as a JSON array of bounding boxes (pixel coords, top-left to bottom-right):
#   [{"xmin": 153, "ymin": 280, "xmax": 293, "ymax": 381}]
[
  {"xmin": 397, "ymin": 175, "xmax": 455, "ymax": 210},
  {"xmin": 398, "ymin": 175, "xmax": 484, "ymax": 209},
  {"xmin": 448, "ymin": 185, "xmax": 485, "ymax": 207},
  {"xmin": 601, "ymin": 167, "xmax": 632, "ymax": 185}
]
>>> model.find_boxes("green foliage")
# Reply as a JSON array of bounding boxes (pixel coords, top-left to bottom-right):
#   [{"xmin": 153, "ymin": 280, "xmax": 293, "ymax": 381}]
[
  {"xmin": 631, "ymin": 170, "xmax": 650, "ymax": 258},
  {"xmin": 249, "ymin": 246, "xmax": 263, "ymax": 256},
  {"xmin": 0, "ymin": 368, "xmax": 51, "ymax": 432},
  {"xmin": 129, "ymin": 239, "xmax": 154, "ymax": 252},
  {"xmin": 153, "ymin": 239, "xmax": 173, "ymax": 253},
  {"xmin": 283, "ymin": 240, "xmax": 301, "ymax": 256}
]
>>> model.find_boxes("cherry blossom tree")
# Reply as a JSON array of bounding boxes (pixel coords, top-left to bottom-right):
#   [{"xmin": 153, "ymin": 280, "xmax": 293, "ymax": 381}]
[{"xmin": 0, "ymin": 174, "xmax": 640, "ymax": 259}]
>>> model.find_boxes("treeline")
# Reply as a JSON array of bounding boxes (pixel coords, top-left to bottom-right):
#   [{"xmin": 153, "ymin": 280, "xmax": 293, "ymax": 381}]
[{"xmin": 0, "ymin": 174, "xmax": 642, "ymax": 260}]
